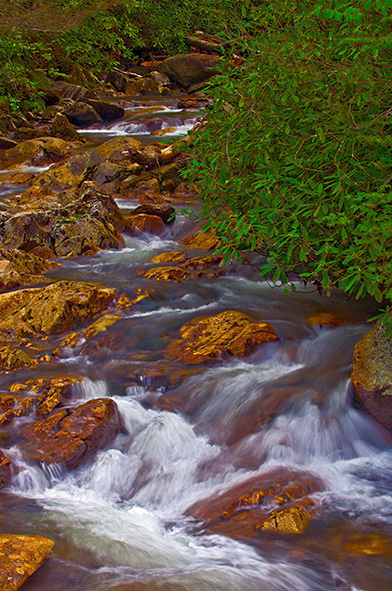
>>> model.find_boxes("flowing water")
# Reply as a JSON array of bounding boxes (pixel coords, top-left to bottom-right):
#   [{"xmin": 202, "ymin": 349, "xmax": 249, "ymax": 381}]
[{"xmin": 1, "ymin": 93, "xmax": 392, "ymax": 591}]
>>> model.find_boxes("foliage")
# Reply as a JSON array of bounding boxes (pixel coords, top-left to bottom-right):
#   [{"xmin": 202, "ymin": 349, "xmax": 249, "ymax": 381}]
[{"xmin": 186, "ymin": 0, "xmax": 392, "ymax": 313}]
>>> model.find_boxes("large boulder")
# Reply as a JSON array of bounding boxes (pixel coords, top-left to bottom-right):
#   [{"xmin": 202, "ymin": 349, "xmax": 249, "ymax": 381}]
[
  {"xmin": 0, "ymin": 247, "xmax": 59, "ymax": 291},
  {"xmin": 51, "ymin": 112, "xmax": 80, "ymax": 141},
  {"xmin": 94, "ymin": 135, "xmax": 143, "ymax": 161},
  {"xmin": 84, "ymin": 99, "xmax": 124, "ymax": 121},
  {"xmin": 0, "ymin": 138, "xmax": 75, "ymax": 170},
  {"xmin": 0, "ymin": 280, "xmax": 117, "ymax": 341},
  {"xmin": 158, "ymin": 53, "xmax": 219, "ymax": 89},
  {"xmin": 351, "ymin": 323, "xmax": 392, "ymax": 431},
  {"xmin": 0, "ymin": 184, "xmax": 125, "ymax": 257},
  {"xmin": 44, "ymin": 80, "xmax": 91, "ymax": 104},
  {"xmin": 130, "ymin": 204, "xmax": 176, "ymax": 224},
  {"xmin": 33, "ymin": 150, "xmax": 103, "ymax": 189},
  {"xmin": 22, "ymin": 398, "xmax": 121, "ymax": 469},
  {"xmin": 63, "ymin": 102, "xmax": 102, "ymax": 127},
  {"xmin": 0, "ymin": 534, "xmax": 54, "ymax": 591},
  {"xmin": 165, "ymin": 310, "xmax": 279, "ymax": 364},
  {"xmin": 188, "ymin": 469, "xmax": 323, "ymax": 540}
]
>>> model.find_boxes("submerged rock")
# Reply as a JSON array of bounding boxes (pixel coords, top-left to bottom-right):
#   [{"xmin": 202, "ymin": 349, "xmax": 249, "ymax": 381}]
[
  {"xmin": 308, "ymin": 312, "xmax": 347, "ymax": 328},
  {"xmin": 188, "ymin": 469, "xmax": 323, "ymax": 539},
  {"xmin": 22, "ymin": 398, "xmax": 121, "ymax": 469},
  {"xmin": 351, "ymin": 323, "xmax": 392, "ymax": 431},
  {"xmin": 0, "ymin": 280, "xmax": 116, "ymax": 341},
  {"xmin": 165, "ymin": 310, "xmax": 279, "ymax": 364}
]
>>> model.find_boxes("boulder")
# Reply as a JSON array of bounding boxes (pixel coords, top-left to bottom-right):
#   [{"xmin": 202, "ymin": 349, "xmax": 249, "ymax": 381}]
[
  {"xmin": 0, "ymin": 280, "xmax": 117, "ymax": 341},
  {"xmin": 44, "ymin": 80, "xmax": 91, "ymax": 104},
  {"xmin": 130, "ymin": 204, "xmax": 176, "ymax": 224},
  {"xmin": 130, "ymin": 214, "xmax": 166, "ymax": 235},
  {"xmin": 158, "ymin": 53, "xmax": 219, "ymax": 89},
  {"xmin": 106, "ymin": 70, "xmax": 128, "ymax": 92},
  {"xmin": 89, "ymin": 161, "xmax": 131, "ymax": 192},
  {"xmin": 180, "ymin": 227, "xmax": 221, "ymax": 250},
  {"xmin": 125, "ymin": 77, "xmax": 161, "ymax": 96},
  {"xmin": 13, "ymin": 126, "xmax": 44, "ymax": 140},
  {"xmin": 165, "ymin": 310, "xmax": 279, "ymax": 364},
  {"xmin": 63, "ymin": 102, "xmax": 102, "ymax": 127},
  {"xmin": 0, "ymin": 534, "xmax": 54, "ymax": 591},
  {"xmin": 94, "ymin": 135, "xmax": 143, "ymax": 161},
  {"xmin": 83, "ymin": 99, "xmax": 124, "ymax": 121},
  {"xmin": 0, "ymin": 247, "xmax": 59, "ymax": 290},
  {"xmin": 0, "ymin": 184, "xmax": 125, "ymax": 257},
  {"xmin": 22, "ymin": 398, "xmax": 121, "ymax": 469},
  {"xmin": 146, "ymin": 71, "xmax": 171, "ymax": 86},
  {"xmin": 150, "ymin": 251, "xmax": 186, "ymax": 264},
  {"xmin": 0, "ymin": 346, "xmax": 37, "ymax": 371},
  {"xmin": 351, "ymin": 323, "xmax": 392, "ymax": 431},
  {"xmin": 188, "ymin": 469, "xmax": 323, "ymax": 539},
  {"xmin": 143, "ymin": 266, "xmax": 192, "ymax": 282},
  {"xmin": 34, "ymin": 149, "xmax": 103, "ymax": 189},
  {"xmin": 0, "ymin": 138, "xmax": 74, "ymax": 170},
  {"xmin": 0, "ymin": 450, "xmax": 11, "ymax": 487},
  {"xmin": 308, "ymin": 312, "xmax": 347, "ymax": 328},
  {"xmin": 51, "ymin": 112, "xmax": 81, "ymax": 141}
]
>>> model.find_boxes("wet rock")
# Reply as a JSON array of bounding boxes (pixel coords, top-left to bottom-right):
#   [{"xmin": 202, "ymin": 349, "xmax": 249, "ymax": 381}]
[
  {"xmin": 165, "ymin": 310, "xmax": 279, "ymax": 364},
  {"xmin": 158, "ymin": 53, "xmax": 219, "ymax": 89},
  {"xmin": 308, "ymin": 312, "xmax": 347, "ymax": 328},
  {"xmin": 0, "ymin": 136, "xmax": 17, "ymax": 149},
  {"xmin": 143, "ymin": 266, "xmax": 192, "ymax": 282},
  {"xmin": 44, "ymin": 80, "xmax": 91, "ymax": 104},
  {"xmin": 150, "ymin": 251, "xmax": 186, "ymax": 264},
  {"xmin": 94, "ymin": 135, "xmax": 142, "ymax": 162},
  {"xmin": 351, "ymin": 323, "xmax": 392, "ymax": 431},
  {"xmin": 51, "ymin": 112, "xmax": 81, "ymax": 141},
  {"xmin": 180, "ymin": 227, "xmax": 221, "ymax": 250},
  {"xmin": 0, "ymin": 183, "xmax": 125, "ymax": 257},
  {"xmin": 125, "ymin": 77, "xmax": 161, "ymax": 96},
  {"xmin": 131, "ymin": 213, "xmax": 166, "ymax": 235},
  {"xmin": 10, "ymin": 185, "xmax": 76, "ymax": 211},
  {"xmin": 13, "ymin": 126, "xmax": 44, "ymax": 140},
  {"xmin": 0, "ymin": 138, "xmax": 74, "ymax": 170},
  {"xmin": 63, "ymin": 102, "xmax": 102, "ymax": 127},
  {"xmin": 22, "ymin": 398, "xmax": 121, "ymax": 469},
  {"xmin": 188, "ymin": 469, "xmax": 323, "ymax": 540},
  {"xmin": 0, "ymin": 247, "xmax": 59, "ymax": 290},
  {"xmin": 131, "ymin": 204, "xmax": 176, "ymax": 224},
  {"xmin": 146, "ymin": 71, "xmax": 171, "ymax": 86},
  {"xmin": 0, "ymin": 346, "xmax": 38, "ymax": 371},
  {"xmin": 0, "ymin": 450, "xmax": 11, "ymax": 487},
  {"xmin": 0, "ymin": 534, "xmax": 54, "ymax": 591},
  {"xmin": 34, "ymin": 149, "xmax": 103, "ymax": 189},
  {"xmin": 89, "ymin": 161, "xmax": 131, "ymax": 192},
  {"xmin": 106, "ymin": 70, "xmax": 128, "ymax": 92},
  {"xmin": 0, "ymin": 281, "xmax": 117, "ymax": 341},
  {"xmin": 84, "ymin": 99, "xmax": 124, "ymax": 121}
]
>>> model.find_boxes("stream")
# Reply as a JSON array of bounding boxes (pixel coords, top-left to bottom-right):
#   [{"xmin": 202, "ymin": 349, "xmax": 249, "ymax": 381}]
[{"xmin": 1, "ymin": 93, "xmax": 392, "ymax": 591}]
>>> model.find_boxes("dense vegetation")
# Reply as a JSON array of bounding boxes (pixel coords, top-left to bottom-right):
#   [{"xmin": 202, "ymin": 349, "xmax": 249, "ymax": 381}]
[
  {"xmin": 1, "ymin": 0, "xmax": 392, "ymax": 321},
  {"xmin": 186, "ymin": 0, "xmax": 392, "ymax": 324}
]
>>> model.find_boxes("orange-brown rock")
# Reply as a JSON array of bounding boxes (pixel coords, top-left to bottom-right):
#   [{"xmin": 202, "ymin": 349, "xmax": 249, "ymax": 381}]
[
  {"xmin": 143, "ymin": 266, "xmax": 192, "ymax": 282},
  {"xmin": 150, "ymin": 251, "xmax": 186, "ymax": 264},
  {"xmin": 165, "ymin": 310, "xmax": 279, "ymax": 365},
  {"xmin": 0, "ymin": 346, "xmax": 38, "ymax": 371},
  {"xmin": 22, "ymin": 398, "xmax": 121, "ymax": 469},
  {"xmin": 308, "ymin": 312, "xmax": 347, "ymax": 328},
  {"xmin": 0, "ymin": 138, "xmax": 73, "ymax": 170},
  {"xmin": 351, "ymin": 323, "xmax": 392, "ymax": 431},
  {"xmin": 130, "ymin": 204, "xmax": 176, "ymax": 225},
  {"xmin": 188, "ymin": 469, "xmax": 323, "ymax": 540},
  {"xmin": 51, "ymin": 112, "xmax": 81, "ymax": 141},
  {"xmin": 0, "ymin": 534, "xmax": 54, "ymax": 591},
  {"xmin": 9, "ymin": 185, "xmax": 76, "ymax": 211},
  {"xmin": 131, "ymin": 214, "xmax": 166, "ymax": 235},
  {"xmin": 0, "ymin": 247, "xmax": 59, "ymax": 291},
  {"xmin": 180, "ymin": 227, "xmax": 221, "ymax": 250},
  {"xmin": 94, "ymin": 135, "xmax": 143, "ymax": 161},
  {"xmin": 0, "ymin": 450, "xmax": 11, "ymax": 488},
  {"xmin": 0, "ymin": 281, "xmax": 117, "ymax": 342}
]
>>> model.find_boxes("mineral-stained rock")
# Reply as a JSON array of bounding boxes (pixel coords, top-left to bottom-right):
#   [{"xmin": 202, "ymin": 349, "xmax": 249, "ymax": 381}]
[
  {"xmin": 0, "ymin": 534, "xmax": 54, "ymax": 591},
  {"xmin": 0, "ymin": 183, "xmax": 126, "ymax": 257},
  {"xmin": 0, "ymin": 247, "xmax": 59, "ymax": 290},
  {"xmin": 0, "ymin": 346, "xmax": 38, "ymax": 371},
  {"xmin": 158, "ymin": 53, "xmax": 219, "ymax": 88},
  {"xmin": 165, "ymin": 310, "xmax": 279, "ymax": 364},
  {"xmin": 150, "ymin": 251, "xmax": 186, "ymax": 264},
  {"xmin": 143, "ymin": 266, "xmax": 192, "ymax": 282},
  {"xmin": 0, "ymin": 280, "xmax": 117, "ymax": 341},
  {"xmin": 22, "ymin": 398, "xmax": 121, "ymax": 469},
  {"xmin": 188, "ymin": 469, "xmax": 323, "ymax": 540},
  {"xmin": 0, "ymin": 450, "xmax": 11, "ymax": 487},
  {"xmin": 94, "ymin": 135, "xmax": 143, "ymax": 161},
  {"xmin": 351, "ymin": 323, "xmax": 392, "ymax": 431},
  {"xmin": 180, "ymin": 227, "xmax": 221, "ymax": 250},
  {"xmin": 34, "ymin": 149, "xmax": 103, "ymax": 190}
]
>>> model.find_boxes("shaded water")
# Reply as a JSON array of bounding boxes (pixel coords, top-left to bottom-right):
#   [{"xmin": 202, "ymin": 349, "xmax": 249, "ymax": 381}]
[{"xmin": 1, "ymin": 93, "xmax": 391, "ymax": 591}]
